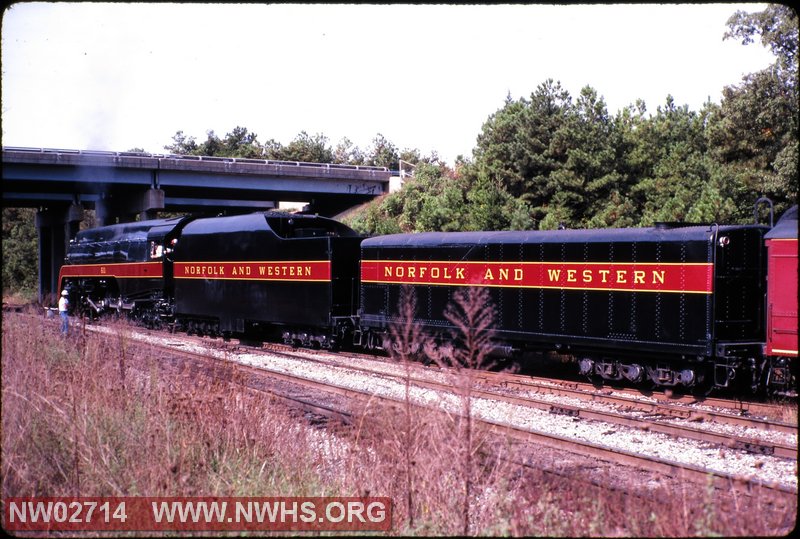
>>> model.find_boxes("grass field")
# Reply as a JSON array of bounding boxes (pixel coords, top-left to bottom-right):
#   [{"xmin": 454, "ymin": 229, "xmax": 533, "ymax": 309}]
[{"xmin": 2, "ymin": 311, "xmax": 794, "ymax": 536}]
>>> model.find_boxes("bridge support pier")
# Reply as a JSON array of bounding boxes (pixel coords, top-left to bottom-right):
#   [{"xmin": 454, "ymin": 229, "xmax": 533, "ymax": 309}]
[
  {"xmin": 96, "ymin": 188, "xmax": 165, "ymax": 226},
  {"xmin": 36, "ymin": 203, "xmax": 83, "ymax": 302}
]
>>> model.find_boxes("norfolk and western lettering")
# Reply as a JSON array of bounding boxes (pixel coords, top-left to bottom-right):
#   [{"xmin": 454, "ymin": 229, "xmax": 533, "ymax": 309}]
[
  {"xmin": 58, "ymin": 261, "xmax": 332, "ymax": 287},
  {"xmin": 361, "ymin": 260, "xmax": 713, "ymax": 294},
  {"xmin": 174, "ymin": 261, "xmax": 331, "ymax": 282},
  {"xmin": 57, "ymin": 259, "xmax": 714, "ymax": 293}
]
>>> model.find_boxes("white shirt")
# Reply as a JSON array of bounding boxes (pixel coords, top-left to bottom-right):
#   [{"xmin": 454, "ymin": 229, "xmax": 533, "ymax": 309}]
[{"xmin": 58, "ymin": 296, "xmax": 69, "ymax": 312}]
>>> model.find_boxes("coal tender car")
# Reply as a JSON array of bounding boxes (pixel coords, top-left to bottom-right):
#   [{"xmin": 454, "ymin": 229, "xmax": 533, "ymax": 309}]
[
  {"xmin": 172, "ymin": 212, "xmax": 363, "ymax": 347},
  {"xmin": 359, "ymin": 222, "xmax": 775, "ymax": 393}
]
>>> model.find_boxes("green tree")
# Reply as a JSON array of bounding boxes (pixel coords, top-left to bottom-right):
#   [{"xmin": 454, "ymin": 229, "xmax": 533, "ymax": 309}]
[
  {"xmin": 346, "ymin": 159, "xmax": 534, "ymax": 235},
  {"xmin": 462, "ymin": 172, "xmax": 533, "ymax": 231},
  {"xmin": 541, "ymin": 86, "xmax": 619, "ymax": 228},
  {"xmin": 390, "ymin": 163, "xmax": 462, "ymax": 232},
  {"xmin": 166, "ymin": 127, "xmax": 270, "ymax": 159},
  {"xmin": 473, "ymin": 81, "xmax": 631, "ymax": 229},
  {"xmin": 472, "ymin": 93, "xmax": 531, "ymax": 198},
  {"xmin": 161, "ymin": 5, "xmax": 799, "ymax": 233},
  {"xmin": 725, "ymin": 3, "xmax": 797, "ymax": 78},
  {"xmin": 278, "ymin": 131, "xmax": 334, "ymax": 163},
  {"xmin": 628, "ymin": 97, "xmax": 713, "ymax": 224},
  {"xmin": 473, "ymin": 80, "xmax": 573, "ymax": 207},
  {"xmin": 707, "ymin": 3, "xmax": 798, "ymax": 218},
  {"xmin": 343, "ymin": 195, "xmax": 403, "ymax": 235},
  {"xmin": 365, "ymin": 133, "xmax": 400, "ymax": 169},
  {"xmin": 164, "ymin": 130, "xmax": 199, "ymax": 154},
  {"xmin": 194, "ymin": 130, "xmax": 224, "ymax": 156},
  {"xmin": 415, "ymin": 178, "xmax": 469, "ymax": 232},
  {"xmin": 2, "ymin": 208, "xmax": 38, "ymax": 297},
  {"xmin": 221, "ymin": 126, "xmax": 263, "ymax": 158},
  {"xmin": 261, "ymin": 138, "xmax": 285, "ymax": 159},
  {"xmin": 333, "ymin": 137, "xmax": 366, "ymax": 165}
]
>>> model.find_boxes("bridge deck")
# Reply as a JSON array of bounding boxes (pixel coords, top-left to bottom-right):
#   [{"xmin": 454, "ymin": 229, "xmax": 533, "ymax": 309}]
[{"xmin": 2, "ymin": 146, "xmax": 390, "ymax": 216}]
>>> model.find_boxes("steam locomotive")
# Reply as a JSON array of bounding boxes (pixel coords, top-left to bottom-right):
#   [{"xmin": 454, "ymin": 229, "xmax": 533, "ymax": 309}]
[{"xmin": 58, "ymin": 205, "xmax": 797, "ymax": 395}]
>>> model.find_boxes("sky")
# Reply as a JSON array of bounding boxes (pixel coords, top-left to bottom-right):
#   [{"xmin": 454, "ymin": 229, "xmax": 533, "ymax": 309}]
[{"xmin": 1, "ymin": 3, "xmax": 776, "ymax": 166}]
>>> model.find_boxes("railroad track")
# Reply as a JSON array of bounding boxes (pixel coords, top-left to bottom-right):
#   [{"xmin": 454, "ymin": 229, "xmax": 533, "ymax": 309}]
[
  {"xmin": 492, "ymin": 370, "xmax": 796, "ymax": 422},
  {"xmin": 110, "ymin": 333, "xmax": 679, "ymax": 504},
  {"xmin": 240, "ymin": 341, "xmax": 798, "ymax": 456},
  {"xmin": 22, "ymin": 312, "xmax": 799, "ymax": 505},
  {"xmin": 479, "ymin": 373, "xmax": 797, "ymax": 434},
  {"xmin": 250, "ymin": 340, "xmax": 796, "ymax": 426},
  {"xmin": 101, "ymin": 323, "xmax": 797, "ymax": 503},
  {"xmin": 234, "ymin": 344, "xmax": 797, "ymax": 460}
]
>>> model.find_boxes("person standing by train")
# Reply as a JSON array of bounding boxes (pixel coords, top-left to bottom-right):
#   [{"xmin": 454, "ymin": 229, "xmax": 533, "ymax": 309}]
[{"xmin": 58, "ymin": 290, "xmax": 70, "ymax": 335}]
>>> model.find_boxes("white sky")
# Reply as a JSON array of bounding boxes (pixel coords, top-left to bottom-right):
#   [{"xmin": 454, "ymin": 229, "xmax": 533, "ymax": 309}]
[{"xmin": 1, "ymin": 3, "xmax": 775, "ymax": 166}]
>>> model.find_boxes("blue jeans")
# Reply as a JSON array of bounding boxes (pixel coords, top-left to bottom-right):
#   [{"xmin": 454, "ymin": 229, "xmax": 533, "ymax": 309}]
[{"xmin": 60, "ymin": 311, "xmax": 69, "ymax": 334}]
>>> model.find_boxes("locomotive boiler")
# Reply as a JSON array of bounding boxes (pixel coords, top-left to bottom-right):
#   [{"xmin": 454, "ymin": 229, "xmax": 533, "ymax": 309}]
[
  {"xmin": 57, "ymin": 215, "xmax": 195, "ymax": 325},
  {"xmin": 58, "ymin": 211, "xmax": 363, "ymax": 346}
]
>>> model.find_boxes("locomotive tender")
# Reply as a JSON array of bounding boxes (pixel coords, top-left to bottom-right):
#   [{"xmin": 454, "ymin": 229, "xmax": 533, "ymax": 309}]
[
  {"xmin": 58, "ymin": 206, "xmax": 797, "ymax": 395},
  {"xmin": 171, "ymin": 212, "xmax": 361, "ymax": 348}
]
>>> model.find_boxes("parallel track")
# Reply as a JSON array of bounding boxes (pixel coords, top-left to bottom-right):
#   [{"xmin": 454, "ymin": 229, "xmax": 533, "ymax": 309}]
[
  {"xmin": 249, "ymin": 341, "xmax": 798, "ymax": 451},
  {"xmin": 14, "ymin": 311, "xmax": 799, "ymax": 506},
  {"xmin": 493, "ymin": 370, "xmax": 796, "ymax": 421},
  {"xmin": 130, "ymin": 326, "xmax": 798, "ymax": 502}
]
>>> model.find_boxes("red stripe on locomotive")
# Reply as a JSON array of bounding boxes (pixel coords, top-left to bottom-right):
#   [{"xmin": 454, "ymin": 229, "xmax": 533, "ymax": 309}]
[{"xmin": 58, "ymin": 262, "xmax": 163, "ymax": 289}]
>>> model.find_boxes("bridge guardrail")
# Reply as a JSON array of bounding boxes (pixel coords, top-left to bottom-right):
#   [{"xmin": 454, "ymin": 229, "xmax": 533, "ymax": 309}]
[{"xmin": 3, "ymin": 146, "xmax": 389, "ymax": 173}]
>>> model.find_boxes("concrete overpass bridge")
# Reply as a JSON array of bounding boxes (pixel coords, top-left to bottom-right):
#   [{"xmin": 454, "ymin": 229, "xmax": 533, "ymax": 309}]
[{"xmin": 2, "ymin": 146, "xmax": 390, "ymax": 299}]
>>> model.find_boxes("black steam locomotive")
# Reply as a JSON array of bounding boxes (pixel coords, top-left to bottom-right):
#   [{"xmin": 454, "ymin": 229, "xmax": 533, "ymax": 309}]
[{"xmin": 58, "ymin": 207, "xmax": 797, "ymax": 395}]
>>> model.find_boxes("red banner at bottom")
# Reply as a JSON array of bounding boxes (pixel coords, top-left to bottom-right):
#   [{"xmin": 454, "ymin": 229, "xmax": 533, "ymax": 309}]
[{"xmin": 3, "ymin": 496, "xmax": 392, "ymax": 532}]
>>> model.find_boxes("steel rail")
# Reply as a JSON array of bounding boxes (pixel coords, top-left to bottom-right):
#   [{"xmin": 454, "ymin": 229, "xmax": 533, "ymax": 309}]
[
  {"xmin": 150, "ymin": 335, "xmax": 799, "ymax": 500},
  {"xmin": 31, "ymin": 313, "xmax": 799, "ymax": 503},
  {"xmin": 498, "ymin": 370, "xmax": 796, "ymax": 417},
  {"xmin": 245, "ymin": 342, "xmax": 798, "ymax": 459},
  {"xmin": 477, "ymin": 372, "xmax": 798, "ymax": 434}
]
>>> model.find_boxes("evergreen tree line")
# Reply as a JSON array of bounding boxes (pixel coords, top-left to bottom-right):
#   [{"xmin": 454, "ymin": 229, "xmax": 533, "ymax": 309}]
[
  {"xmin": 162, "ymin": 5, "xmax": 797, "ymax": 234},
  {"xmin": 2, "ymin": 5, "xmax": 797, "ymax": 296},
  {"xmin": 349, "ymin": 5, "xmax": 797, "ymax": 233},
  {"xmin": 163, "ymin": 129, "xmax": 441, "ymax": 172}
]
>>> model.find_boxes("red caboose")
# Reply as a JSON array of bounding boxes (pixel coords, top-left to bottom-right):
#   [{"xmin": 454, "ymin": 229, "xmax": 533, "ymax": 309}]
[{"xmin": 764, "ymin": 205, "xmax": 797, "ymax": 393}]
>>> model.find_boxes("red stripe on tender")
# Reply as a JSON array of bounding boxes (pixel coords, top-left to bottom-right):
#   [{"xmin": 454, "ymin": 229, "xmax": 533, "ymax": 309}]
[
  {"xmin": 174, "ymin": 261, "xmax": 331, "ymax": 282},
  {"xmin": 361, "ymin": 261, "xmax": 713, "ymax": 294}
]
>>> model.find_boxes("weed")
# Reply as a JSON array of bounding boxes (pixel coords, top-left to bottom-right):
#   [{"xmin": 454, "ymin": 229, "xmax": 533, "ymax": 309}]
[{"xmin": 2, "ymin": 312, "xmax": 795, "ymax": 536}]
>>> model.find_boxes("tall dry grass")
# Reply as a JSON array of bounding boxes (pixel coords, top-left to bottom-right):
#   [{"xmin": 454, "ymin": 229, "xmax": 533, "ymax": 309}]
[
  {"xmin": 2, "ymin": 310, "xmax": 795, "ymax": 536},
  {"xmin": 1, "ymin": 314, "xmax": 342, "ymax": 499},
  {"xmin": 359, "ymin": 286, "xmax": 796, "ymax": 536}
]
